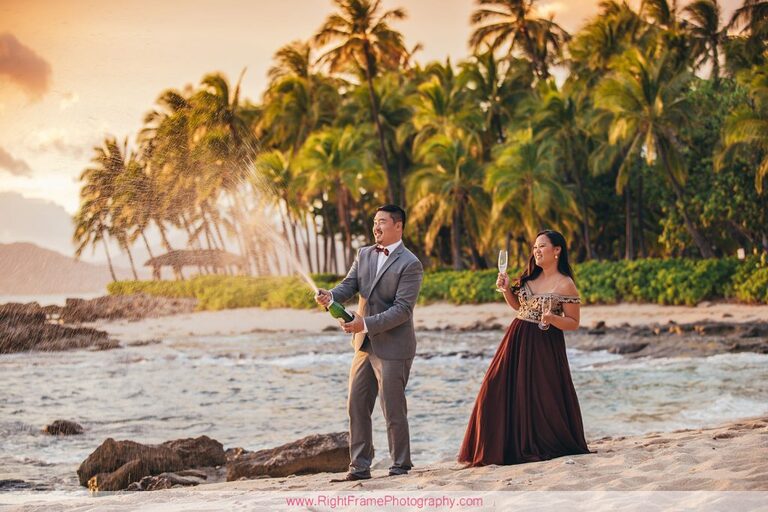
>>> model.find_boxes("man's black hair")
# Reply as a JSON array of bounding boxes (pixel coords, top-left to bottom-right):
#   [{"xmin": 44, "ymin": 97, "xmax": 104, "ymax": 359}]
[{"xmin": 376, "ymin": 204, "xmax": 406, "ymax": 228}]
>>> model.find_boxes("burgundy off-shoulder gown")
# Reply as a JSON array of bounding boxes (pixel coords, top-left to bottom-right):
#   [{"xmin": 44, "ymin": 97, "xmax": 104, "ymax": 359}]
[{"xmin": 458, "ymin": 288, "xmax": 592, "ymax": 466}]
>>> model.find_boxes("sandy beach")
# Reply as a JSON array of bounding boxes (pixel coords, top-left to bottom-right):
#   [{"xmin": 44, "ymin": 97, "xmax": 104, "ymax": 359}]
[
  {"xmin": 4, "ymin": 416, "xmax": 766, "ymax": 511},
  {"xmin": 88, "ymin": 301, "xmax": 768, "ymax": 343}
]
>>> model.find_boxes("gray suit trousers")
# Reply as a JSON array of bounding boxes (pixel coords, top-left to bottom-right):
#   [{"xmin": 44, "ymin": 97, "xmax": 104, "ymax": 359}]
[{"xmin": 347, "ymin": 338, "xmax": 413, "ymax": 473}]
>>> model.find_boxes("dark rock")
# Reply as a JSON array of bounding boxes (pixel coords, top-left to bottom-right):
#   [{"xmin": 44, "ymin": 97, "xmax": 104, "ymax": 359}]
[
  {"xmin": 0, "ymin": 302, "xmax": 46, "ymax": 325},
  {"xmin": 227, "ymin": 432, "xmax": 349, "ymax": 480},
  {"xmin": 740, "ymin": 324, "xmax": 768, "ymax": 338},
  {"xmin": 43, "ymin": 420, "xmax": 84, "ymax": 436},
  {"xmin": 0, "ymin": 306, "xmax": 114, "ymax": 353},
  {"xmin": 0, "ymin": 479, "xmax": 31, "ymax": 490},
  {"xmin": 668, "ymin": 324, "xmax": 695, "ymax": 335},
  {"xmin": 608, "ymin": 342, "xmax": 649, "ymax": 355},
  {"xmin": 588, "ymin": 320, "xmax": 607, "ymax": 335},
  {"xmin": 78, "ymin": 435, "xmax": 225, "ymax": 491},
  {"xmin": 61, "ymin": 294, "xmax": 197, "ymax": 323},
  {"xmin": 125, "ymin": 471, "xmax": 206, "ymax": 491},
  {"xmin": 41, "ymin": 304, "xmax": 63, "ymax": 318},
  {"xmin": 226, "ymin": 447, "xmax": 250, "ymax": 463},
  {"xmin": 729, "ymin": 340, "xmax": 768, "ymax": 354},
  {"xmin": 88, "ymin": 458, "xmax": 159, "ymax": 492},
  {"xmin": 126, "ymin": 339, "xmax": 162, "ymax": 347},
  {"xmin": 694, "ymin": 323, "xmax": 736, "ymax": 336},
  {"xmin": 161, "ymin": 436, "xmax": 226, "ymax": 468}
]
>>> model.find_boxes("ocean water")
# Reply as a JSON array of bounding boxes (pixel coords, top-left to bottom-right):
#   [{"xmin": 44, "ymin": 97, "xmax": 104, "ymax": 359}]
[{"xmin": 1, "ymin": 329, "xmax": 766, "ymax": 492}]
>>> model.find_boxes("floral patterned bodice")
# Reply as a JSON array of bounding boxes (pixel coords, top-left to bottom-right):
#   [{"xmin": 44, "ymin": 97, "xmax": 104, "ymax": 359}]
[{"xmin": 515, "ymin": 281, "xmax": 581, "ymax": 324}]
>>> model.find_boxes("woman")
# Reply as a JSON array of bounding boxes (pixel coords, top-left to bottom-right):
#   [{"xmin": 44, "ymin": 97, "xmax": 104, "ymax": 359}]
[{"xmin": 458, "ymin": 230, "xmax": 592, "ymax": 466}]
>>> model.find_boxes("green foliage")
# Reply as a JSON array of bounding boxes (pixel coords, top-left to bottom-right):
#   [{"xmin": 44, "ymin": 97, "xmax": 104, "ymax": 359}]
[
  {"xmin": 108, "ymin": 258, "xmax": 768, "ymax": 309},
  {"xmin": 731, "ymin": 254, "xmax": 768, "ymax": 303},
  {"xmin": 418, "ymin": 269, "xmax": 511, "ymax": 304}
]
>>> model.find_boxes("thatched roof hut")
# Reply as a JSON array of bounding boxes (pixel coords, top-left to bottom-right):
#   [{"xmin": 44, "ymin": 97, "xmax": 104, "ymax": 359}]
[{"xmin": 144, "ymin": 249, "xmax": 247, "ymax": 279}]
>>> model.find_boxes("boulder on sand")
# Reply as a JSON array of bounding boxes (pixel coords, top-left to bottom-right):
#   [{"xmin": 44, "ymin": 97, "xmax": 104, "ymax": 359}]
[
  {"xmin": 77, "ymin": 436, "xmax": 225, "ymax": 492},
  {"xmin": 227, "ymin": 432, "xmax": 350, "ymax": 480}
]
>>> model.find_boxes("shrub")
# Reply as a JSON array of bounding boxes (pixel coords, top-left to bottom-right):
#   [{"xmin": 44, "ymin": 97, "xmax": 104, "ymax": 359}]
[{"xmin": 107, "ymin": 257, "xmax": 768, "ymax": 309}]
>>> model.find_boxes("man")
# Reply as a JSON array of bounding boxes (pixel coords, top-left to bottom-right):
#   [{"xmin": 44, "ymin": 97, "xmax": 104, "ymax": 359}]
[{"xmin": 315, "ymin": 204, "xmax": 424, "ymax": 481}]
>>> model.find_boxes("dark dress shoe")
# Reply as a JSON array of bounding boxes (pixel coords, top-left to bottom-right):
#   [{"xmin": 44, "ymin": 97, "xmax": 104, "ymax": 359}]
[
  {"xmin": 330, "ymin": 472, "xmax": 371, "ymax": 482},
  {"xmin": 388, "ymin": 467, "xmax": 410, "ymax": 476}
]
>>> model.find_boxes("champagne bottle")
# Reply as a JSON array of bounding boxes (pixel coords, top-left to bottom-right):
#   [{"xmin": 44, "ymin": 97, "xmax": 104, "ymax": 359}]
[{"xmin": 328, "ymin": 300, "xmax": 354, "ymax": 322}]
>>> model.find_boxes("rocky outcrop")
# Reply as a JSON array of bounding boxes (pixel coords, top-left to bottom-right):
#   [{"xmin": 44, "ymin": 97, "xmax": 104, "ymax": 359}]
[
  {"xmin": 227, "ymin": 432, "xmax": 350, "ymax": 480},
  {"xmin": 567, "ymin": 320, "xmax": 768, "ymax": 359},
  {"xmin": 43, "ymin": 420, "xmax": 84, "ymax": 435},
  {"xmin": 0, "ymin": 302, "xmax": 116, "ymax": 353},
  {"xmin": 60, "ymin": 294, "xmax": 197, "ymax": 323},
  {"xmin": 78, "ymin": 436, "xmax": 225, "ymax": 492},
  {"xmin": 125, "ymin": 470, "xmax": 209, "ymax": 491}
]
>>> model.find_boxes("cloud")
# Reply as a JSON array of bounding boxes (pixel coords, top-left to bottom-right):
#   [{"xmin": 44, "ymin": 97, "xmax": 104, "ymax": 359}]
[
  {"xmin": 31, "ymin": 129, "xmax": 92, "ymax": 159},
  {"xmin": 35, "ymin": 137, "xmax": 87, "ymax": 159},
  {"xmin": 0, "ymin": 33, "xmax": 51, "ymax": 100},
  {"xmin": 0, "ymin": 145, "xmax": 32, "ymax": 176},
  {"xmin": 59, "ymin": 91, "xmax": 79, "ymax": 110}
]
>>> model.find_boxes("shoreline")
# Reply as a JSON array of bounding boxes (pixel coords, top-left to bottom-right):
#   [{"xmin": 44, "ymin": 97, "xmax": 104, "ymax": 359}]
[
  {"xmin": 87, "ymin": 301, "xmax": 768, "ymax": 343},
  {"xmin": 4, "ymin": 415, "xmax": 766, "ymax": 510}
]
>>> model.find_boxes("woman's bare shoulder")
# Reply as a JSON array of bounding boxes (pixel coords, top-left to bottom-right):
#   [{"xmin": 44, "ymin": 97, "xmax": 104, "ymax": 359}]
[{"xmin": 557, "ymin": 276, "xmax": 579, "ymax": 296}]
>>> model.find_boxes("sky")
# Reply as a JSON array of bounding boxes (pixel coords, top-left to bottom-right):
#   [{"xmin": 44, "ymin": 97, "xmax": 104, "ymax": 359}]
[{"xmin": 0, "ymin": 0, "xmax": 743, "ymax": 261}]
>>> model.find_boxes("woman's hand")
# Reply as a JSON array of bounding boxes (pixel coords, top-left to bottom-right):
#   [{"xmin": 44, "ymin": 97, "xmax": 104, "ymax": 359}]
[
  {"xmin": 541, "ymin": 310, "xmax": 557, "ymax": 324},
  {"xmin": 496, "ymin": 272, "xmax": 509, "ymax": 291}
]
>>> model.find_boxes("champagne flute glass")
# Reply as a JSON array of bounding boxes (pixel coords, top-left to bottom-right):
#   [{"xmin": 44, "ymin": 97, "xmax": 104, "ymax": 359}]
[
  {"xmin": 496, "ymin": 250, "xmax": 508, "ymax": 293},
  {"xmin": 538, "ymin": 296, "xmax": 551, "ymax": 330}
]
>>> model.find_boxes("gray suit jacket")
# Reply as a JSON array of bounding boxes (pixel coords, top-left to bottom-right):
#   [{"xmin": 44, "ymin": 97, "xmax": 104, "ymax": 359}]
[{"xmin": 331, "ymin": 242, "xmax": 423, "ymax": 360}]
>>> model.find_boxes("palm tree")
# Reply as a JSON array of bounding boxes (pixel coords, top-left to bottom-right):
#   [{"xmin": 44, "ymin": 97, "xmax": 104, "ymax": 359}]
[
  {"xmin": 594, "ymin": 49, "xmax": 715, "ymax": 257},
  {"xmin": 567, "ymin": 0, "xmax": 648, "ymax": 94},
  {"xmin": 469, "ymin": 0, "xmax": 569, "ymax": 79},
  {"xmin": 252, "ymin": 149, "xmax": 315, "ymax": 270},
  {"xmin": 533, "ymin": 83, "xmax": 595, "ymax": 258},
  {"xmin": 717, "ymin": 64, "xmax": 768, "ymax": 194},
  {"xmin": 485, "ymin": 128, "xmax": 577, "ymax": 245},
  {"xmin": 298, "ymin": 125, "xmax": 386, "ymax": 268},
  {"xmin": 407, "ymin": 132, "xmax": 489, "ymax": 269},
  {"xmin": 139, "ymin": 88, "xmax": 191, "ymax": 262},
  {"xmin": 411, "ymin": 60, "xmax": 483, "ymax": 150},
  {"xmin": 459, "ymin": 51, "xmax": 533, "ymax": 149},
  {"xmin": 728, "ymin": 0, "xmax": 768, "ymax": 38},
  {"xmin": 314, "ymin": 0, "xmax": 409, "ymax": 204},
  {"xmin": 683, "ymin": 0, "xmax": 727, "ymax": 85},
  {"xmin": 262, "ymin": 41, "xmax": 341, "ymax": 155},
  {"xmin": 74, "ymin": 137, "xmax": 125, "ymax": 281},
  {"xmin": 725, "ymin": 0, "xmax": 768, "ymax": 73},
  {"xmin": 338, "ymin": 71, "xmax": 416, "ymax": 212}
]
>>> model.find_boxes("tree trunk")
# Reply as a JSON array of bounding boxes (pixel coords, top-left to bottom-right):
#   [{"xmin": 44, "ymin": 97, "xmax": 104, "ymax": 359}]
[
  {"xmin": 624, "ymin": 185, "xmax": 635, "ymax": 260},
  {"xmin": 208, "ymin": 207, "xmax": 229, "ymax": 253},
  {"xmin": 364, "ymin": 48, "xmax": 398, "ymax": 205},
  {"xmin": 667, "ymin": 171, "xmax": 716, "ymax": 258},
  {"xmin": 155, "ymin": 219, "xmax": 183, "ymax": 280},
  {"xmin": 124, "ymin": 241, "xmax": 139, "ymax": 280},
  {"xmin": 451, "ymin": 199, "xmax": 463, "ymax": 270},
  {"xmin": 101, "ymin": 230, "xmax": 117, "ymax": 282},
  {"xmin": 303, "ymin": 215, "xmax": 314, "ymax": 274},
  {"xmin": 572, "ymin": 168, "xmax": 594, "ymax": 260},
  {"xmin": 313, "ymin": 214, "xmax": 322, "ymax": 275},
  {"xmin": 181, "ymin": 212, "xmax": 208, "ymax": 275},
  {"xmin": 141, "ymin": 231, "xmax": 155, "ymax": 260},
  {"xmin": 637, "ymin": 171, "xmax": 646, "ymax": 258},
  {"xmin": 711, "ymin": 38, "xmax": 720, "ymax": 87}
]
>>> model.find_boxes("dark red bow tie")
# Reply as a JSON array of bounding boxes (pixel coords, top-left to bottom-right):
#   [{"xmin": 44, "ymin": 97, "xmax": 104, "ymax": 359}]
[{"xmin": 374, "ymin": 245, "xmax": 389, "ymax": 256}]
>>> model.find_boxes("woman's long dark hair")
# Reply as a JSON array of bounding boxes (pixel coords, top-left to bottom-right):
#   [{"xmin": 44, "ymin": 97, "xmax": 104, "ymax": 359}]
[{"xmin": 511, "ymin": 230, "xmax": 575, "ymax": 292}]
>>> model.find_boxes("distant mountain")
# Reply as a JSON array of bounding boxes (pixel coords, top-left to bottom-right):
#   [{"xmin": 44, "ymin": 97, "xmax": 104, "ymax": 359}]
[{"xmin": 0, "ymin": 242, "xmax": 140, "ymax": 294}]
